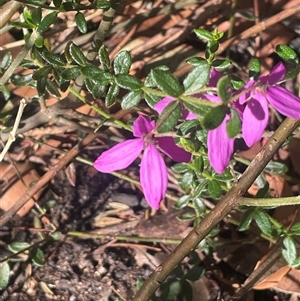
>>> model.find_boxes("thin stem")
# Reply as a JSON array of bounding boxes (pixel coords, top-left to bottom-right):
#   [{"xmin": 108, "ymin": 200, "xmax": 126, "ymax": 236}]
[{"xmin": 239, "ymin": 195, "xmax": 300, "ymax": 207}]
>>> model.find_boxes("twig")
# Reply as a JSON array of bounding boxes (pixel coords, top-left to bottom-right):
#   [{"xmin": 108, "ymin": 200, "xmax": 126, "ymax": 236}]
[
  {"xmin": 0, "ymin": 99, "xmax": 27, "ymax": 162},
  {"xmin": 132, "ymin": 118, "xmax": 299, "ymax": 301}
]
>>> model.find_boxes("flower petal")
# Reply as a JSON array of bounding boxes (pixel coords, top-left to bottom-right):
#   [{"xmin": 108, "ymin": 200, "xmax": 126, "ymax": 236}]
[
  {"xmin": 267, "ymin": 86, "xmax": 300, "ymax": 119},
  {"xmin": 94, "ymin": 139, "xmax": 143, "ymax": 172},
  {"xmin": 242, "ymin": 94, "xmax": 268, "ymax": 147},
  {"xmin": 154, "ymin": 97, "xmax": 175, "ymax": 114},
  {"xmin": 140, "ymin": 144, "xmax": 168, "ymax": 209},
  {"xmin": 208, "ymin": 68, "xmax": 223, "ymax": 87},
  {"xmin": 259, "ymin": 62, "xmax": 286, "ymax": 85},
  {"xmin": 157, "ymin": 137, "xmax": 191, "ymax": 162},
  {"xmin": 239, "ymin": 80, "xmax": 255, "ymax": 104},
  {"xmin": 132, "ymin": 115, "xmax": 155, "ymax": 137},
  {"xmin": 207, "ymin": 116, "xmax": 234, "ymax": 174}
]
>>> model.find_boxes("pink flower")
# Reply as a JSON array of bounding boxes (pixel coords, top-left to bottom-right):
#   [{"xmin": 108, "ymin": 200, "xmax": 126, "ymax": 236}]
[
  {"xmin": 239, "ymin": 62, "xmax": 300, "ymax": 147},
  {"xmin": 93, "ymin": 115, "xmax": 191, "ymax": 209}
]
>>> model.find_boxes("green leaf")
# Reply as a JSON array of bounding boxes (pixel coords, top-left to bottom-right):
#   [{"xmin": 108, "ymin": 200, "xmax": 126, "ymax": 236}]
[
  {"xmin": 199, "ymin": 105, "xmax": 226, "ymax": 130},
  {"xmin": 11, "ymin": 74, "xmax": 33, "ymax": 86},
  {"xmin": 182, "ymin": 98, "xmax": 206, "ymax": 116},
  {"xmin": 178, "ymin": 211, "xmax": 195, "ymax": 221},
  {"xmin": 11, "ymin": 21, "xmax": 34, "ymax": 29},
  {"xmin": 31, "ymin": 7, "xmax": 42, "ymax": 25},
  {"xmin": 34, "ymin": 35, "xmax": 44, "ymax": 48},
  {"xmin": 37, "ymin": 12, "xmax": 57, "ymax": 33},
  {"xmin": 180, "ymin": 280, "xmax": 193, "ymax": 301},
  {"xmin": 290, "ymin": 257, "xmax": 300, "ymax": 268},
  {"xmin": 23, "ymin": 6, "xmax": 35, "ymax": 27},
  {"xmin": 33, "ymin": 65, "xmax": 52, "ymax": 80},
  {"xmin": 207, "ymin": 179, "xmax": 222, "ymax": 198},
  {"xmin": 194, "ymin": 29, "xmax": 214, "ymax": 41},
  {"xmin": 217, "ymin": 75, "xmax": 231, "ymax": 103},
  {"xmin": 152, "ymin": 69, "xmax": 183, "ymax": 97},
  {"xmin": 85, "ymin": 78, "xmax": 106, "ymax": 98},
  {"xmin": 53, "ymin": 0, "xmax": 62, "ymax": 7},
  {"xmin": 0, "ymin": 52, "xmax": 12, "ymax": 70},
  {"xmin": 81, "ymin": 65, "xmax": 112, "ymax": 84},
  {"xmin": 39, "ymin": 47, "xmax": 65, "ymax": 66},
  {"xmin": 264, "ymin": 161, "xmax": 288, "ymax": 175},
  {"xmin": 226, "ymin": 109, "xmax": 241, "ymax": 138},
  {"xmin": 121, "ymin": 90, "xmax": 143, "ymax": 109},
  {"xmin": 212, "ymin": 59, "xmax": 231, "ymax": 71},
  {"xmin": 186, "ymin": 57, "xmax": 207, "ymax": 66},
  {"xmin": 249, "ymin": 58, "xmax": 261, "ymax": 79},
  {"xmin": 105, "ymin": 82, "xmax": 119, "ymax": 106},
  {"xmin": 30, "ymin": 247, "xmax": 45, "ymax": 266},
  {"xmin": 98, "ymin": 45, "xmax": 110, "ymax": 71},
  {"xmin": 193, "ymin": 156, "xmax": 203, "ymax": 173},
  {"xmin": 0, "ymin": 262, "xmax": 10, "ymax": 290},
  {"xmin": 290, "ymin": 222, "xmax": 300, "ymax": 235},
  {"xmin": 180, "ymin": 170, "xmax": 194, "ymax": 190},
  {"xmin": 156, "ymin": 100, "xmax": 180, "ymax": 133},
  {"xmin": 254, "ymin": 182, "xmax": 270, "ymax": 198},
  {"xmin": 183, "ymin": 63, "xmax": 210, "ymax": 93},
  {"xmin": 1, "ymin": 84, "xmax": 11, "ymax": 100},
  {"xmin": 68, "ymin": 43, "xmax": 86, "ymax": 66},
  {"xmin": 178, "ymin": 119, "xmax": 199, "ymax": 135},
  {"xmin": 193, "ymin": 197, "xmax": 206, "ymax": 214},
  {"xmin": 276, "ymin": 45, "xmax": 298, "ymax": 63},
  {"xmin": 161, "ymin": 280, "xmax": 181, "ymax": 300},
  {"xmin": 75, "ymin": 12, "xmax": 87, "ymax": 34},
  {"xmin": 171, "ymin": 163, "xmax": 191, "ymax": 173},
  {"xmin": 8, "ymin": 241, "xmax": 30, "ymax": 253},
  {"xmin": 238, "ymin": 208, "xmax": 255, "ymax": 231},
  {"xmin": 96, "ymin": 1, "xmax": 111, "ymax": 9},
  {"xmin": 46, "ymin": 79, "xmax": 60, "ymax": 96},
  {"xmin": 37, "ymin": 78, "xmax": 46, "ymax": 94},
  {"xmin": 115, "ymin": 74, "xmax": 142, "ymax": 91},
  {"xmin": 185, "ymin": 266, "xmax": 205, "ymax": 281},
  {"xmin": 61, "ymin": 67, "xmax": 81, "ymax": 80},
  {"xmin": 174, "ymin": 195, "xmax": 191, "ymax": 209},
  {"xmin": 253, "ymin": 210, "xmax": 272, "ymax": 235},
  {"xmin": 282, "ymin": 237, "xmax": 297, "ymax": 266},
  {"xmin": 144, "ymin": 92, "xmax": 161, "ymax": 108},
  {"xmin": 113, "ymin": 50, "xmax": 132, "ymax": 74},
  {"xmin": 231, "ymin": 75, "xmax": 245, "ymax": 90}
]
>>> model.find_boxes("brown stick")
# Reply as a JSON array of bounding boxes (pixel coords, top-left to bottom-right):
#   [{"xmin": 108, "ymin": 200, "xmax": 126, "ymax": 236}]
[{"xmin": 0, "ymin": 133, "xmax": 96, "ymax": 226}]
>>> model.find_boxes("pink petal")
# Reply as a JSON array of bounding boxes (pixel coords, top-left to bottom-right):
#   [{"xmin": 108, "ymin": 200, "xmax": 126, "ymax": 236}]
[
  {"xmin": 154, "ymin": 97, "xmax": 175, "ymax": 114},
  {"xmin": 208, "ymin": 68, "xmax": 222, "ymax": 87},
  {"xmin": 132, "ymin": 115, "xmax": 155, "ymax": 137},
  {"xmin": 94, "ymin": 139, "xmax": 143, "ymax": 172},
  {"xmin": 140, "ymin": 144, "xmax": 168, "ymax": 209},
  {"xmin": 267, "ymin": 86, "xmax": 300, "ymax": 119},
  {"xmin": 185, "ymin": 111, "xmax": 198, "ymax": 120},
  {"xmin": 207, "ymin": 116, "xmax": 234, "ymax": 174},
  {"xmin": 242, "ymin": 93, "xmax": 269, "ymax": 147},
  {"xmin": 259, "ymin": 62, "xmax": 286, "ymax": 85},
  {"xmin": 157, "ymin": 137, "xmax": 191, "ymax": 162},
  {"xmin": 239, "ymin": 80, "xmax": 255, "ymax": 104}
]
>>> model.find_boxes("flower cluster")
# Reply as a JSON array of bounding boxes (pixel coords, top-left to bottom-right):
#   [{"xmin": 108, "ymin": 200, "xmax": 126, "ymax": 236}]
[{"xmin": 94, "ymin": 62, "xmax": 300, "ymax": 209}]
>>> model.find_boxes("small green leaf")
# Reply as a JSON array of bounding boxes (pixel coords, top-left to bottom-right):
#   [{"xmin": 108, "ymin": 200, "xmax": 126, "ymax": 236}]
[
  {"xmin": 174, "ymin": 195, "xmax": 191, "ymax": 209},
  {"xmin": 290, "ymin": 222, "xmax": 300, "ymax": 235},
  {"xmin": 226, "ymin": 109, "xmax": 241, "ymax": 138},
  {"xmin": 39, "ymin": 47, "xmax": 65, "ymax": 66},
  {"xmin": 30, "ymin": 247, "xmax": 45, "ymax": 266},
  {"xmin": 37, "ymin": 78, "xmax": 46, "ymax": 94},
  {"xmin": 186, "ymin": 57, "xmax": 207, "ymax": 66},
  {"xmin": 34, "ymin": 35, "xmax": 44, "ymax": 48},
  {"xmin": 180, "ymin": 280, "xmax": 193, "ymax": 301},
  {"xmin": 51, "ymin": 231, "xmax": 62, "ymax": 241},
  {"xmin": 113, "ymin": 50, "xmax": 132, "ymax": 74},
  {"xmin": 238, "ymin": 208, "xmax": 255, "ymax": 231},
  {"xmin": 105, "ymin": 82, "xmax": 119, "ymax": 106},
  {"xmin": 156, "ymin": 100, "xmax": 180, "ymax": 133},
  {"xmin": 185, "ymin": 266, "xmax": 205, "ymax": 281},
  {"xmin": 75, "ymin": 12, "xmax": 87, "ymax": 34},
  {"xmin": 207, "ymin": 179, "xmax": 222, "ymax": 198},
  {"xmin": 0, "ymin": 262, "xmax": 10, "ymax": 290},
  {"xmin": 282, "ymin": 237, "xmax": 297, "ymax": 266},
  {"xmin": 180, "ymin": 171, "xmax": 194, "ymax": 190},
  {"xmin": 11, "ymin": 22, "xmax": 34, "ymax": 29},
  {"xmin": 178, "ymin": 211, "xmax": 195, "ymax": 221},
  {"xmin": 276, "ymin": 45, "xmax": 298, "ymax": 63},
  {"xmin": 171, "ymin": 163, "xmax": 191, "ymax": 173},
  {"xmin": 33, "ymin": 65, "xmax": 52, "ymax": 80},
  {"xmin": 231, "ymin": 75, "xmax": 245, "ymax": 90},
  {"xmin": 1, "ymin": 52, "xmax": 12, "ymax": 70},
  {"xmin": 194, "ymin": 29, "xmax": 214, "ymax": 41},
  {"xmin": 193, "ymin": 197, "xmax": 206, "ymax": 214},
  {"xmin": 1, "ymin": 84, "xmax": 11, "ymax": 100},
  {"xmin": 121, "ymin": 90, "xmax": 143, "ymax": 109},
  {"xmin": 212, "ymin": 59, "xmax": 231, "ymax": 71},
  {"xmin": 217, "ymin": 75, "xmax": 232, "ymax": 103},
  {"xmin": 144, "ymin": 92, "xmax": 161, "ymax": 108},
  {"xmin": 53, "ymin": 0, "xmax": 62, "ymax": 7},
  {"xmin": 199, "ymin": 105, "xmax": 226, "ymax": 130},
  {"xmin": 23, "ymin": 6, "xmax": 35, "ymax": 27},
  {"xmin": 68, "ymin": 43, "xmax": 86, "ymax": 66},
  {"xmin": 37, "ymin": 12, "xmax": 57, "ymax": 33},
  {"xmin": 161, "ymin": 280, "xmax": 181, "ymax": 300},
  {"xmin": 99, "ymin": 45, "xmax": 110, "ymax": 71},
  {"xmin": 115, "ymin": 74, "xmax": 142, "ymax": 91},
  {"xmin": 178, "ymin": 120, "xmax": 199, "ymax": 135},
  {"xmin": 85, "ymin": 78, "xmax": 106, "ymax": 98},
  {"xmin": 61, "ymin": 67, "xmax": 81, "ymax": 80},
  {"xmin": 193, "ymin": 156, "xmax": 203, "ymax": 172},
  {"xmin": 11, "ymin": 74, "xmax": 33, "ymax": 86},
  {"xmin": 253, "ymin": 210, "xmax": 272, "ymax": 235},
  {"xmin": 81, "ymin": 65, "xmax": 112, "ymax": 84},
  {"xmin": 290, "ymin": 257, "xmax": 300, "ymax": 268},
  {"xmin": 183, "ymin": 63, "xmax": 210, "ymax": 93},
  {"xmin": 32, "ymin": 7, "xmax": 42, "ymax": 25},
  {"xmin": 96, "ymin": 1, "xmax": 111, "ymax": 9},
  {"xmin": 249, "ymin": 58, "xmax": 261, "ymax": 79},
  {"xmin": 46, "ymin": 79, "xmax": 60, "ymax": 96},
  {"xmin": 152, "ymin": 69, "xmax": 183, "ymax": 97},
  {"xmin": 8, "ymin": 241, "xmax": 30, "ymax": 253},
  {"xmin": 264, "ymin": 161, "xmax": 288, "ymax": 175}
]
